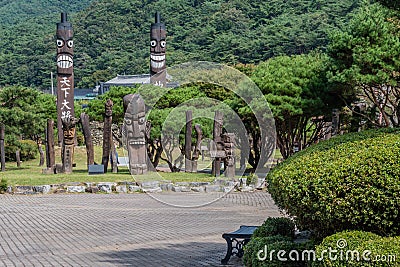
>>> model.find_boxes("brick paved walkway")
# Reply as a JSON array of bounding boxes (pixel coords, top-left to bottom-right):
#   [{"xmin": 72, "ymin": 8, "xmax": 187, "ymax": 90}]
[{"xmin": 0, "ymin": 191, "xmax": 281, "ymax": 266}]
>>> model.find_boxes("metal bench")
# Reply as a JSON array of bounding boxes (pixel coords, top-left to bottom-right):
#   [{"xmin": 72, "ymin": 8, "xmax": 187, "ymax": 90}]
[{"xmin": 221, "ymin": 225, "xmax": 258, "ymax": 265}]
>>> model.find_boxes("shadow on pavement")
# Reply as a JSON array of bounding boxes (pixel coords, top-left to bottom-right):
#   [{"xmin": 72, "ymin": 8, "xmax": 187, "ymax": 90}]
[{"xmin": 95, "ymin": 241, "xmax": 244, "ymax": 267}]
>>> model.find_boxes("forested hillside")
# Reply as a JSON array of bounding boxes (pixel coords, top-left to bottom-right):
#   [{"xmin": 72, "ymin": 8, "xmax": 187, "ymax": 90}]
[
  {"xmin": 0, "ymin": 0, "xmax": 361, "ymax": 89},
  {"xmin": 0, "ymin": 0, "xmax": 93, "ymax": 25}
]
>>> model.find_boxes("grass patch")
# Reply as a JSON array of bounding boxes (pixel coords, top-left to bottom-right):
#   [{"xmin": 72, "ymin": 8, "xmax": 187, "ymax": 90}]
[{"xmin": 0, "ymin": 146, "xmax": 214, "ymax": 186}]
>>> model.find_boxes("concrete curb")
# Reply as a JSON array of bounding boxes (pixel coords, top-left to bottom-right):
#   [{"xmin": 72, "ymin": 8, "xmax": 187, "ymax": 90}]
[{"xmin": 6, "ymin": 179, "xmax": 264, "ymax": 195}]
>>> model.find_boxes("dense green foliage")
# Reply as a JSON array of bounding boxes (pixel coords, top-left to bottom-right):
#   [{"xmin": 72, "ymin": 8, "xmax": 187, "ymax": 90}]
[
  {"xmin": 267, "ymin": 128, "xmax": 400, "ymax": 238},
  {"xmin": 244, "ymin": 237, "xmax": 307, "ymax": 267},
  {"xmin": 243, "ymin": 217, "xmax": 311, "ymax": 267},
  {"xmin": 86, "ymin": 86, "xmax": 138, "ymax": 122},
  {"xmin": 328, "ymin": 2, "xmax": 400, "ymax": 127},
  {"xmin": 0, "ymin": 86, "xmax": 59, "ymax": 162},
  {"xmin": 252, "ymin": 217, "xmax": 296, "ymax": 239},
  {"xmin": 0, "ymin": 1, "xmax": 94, "ymax": 89},
  {"xmin": 0, "ymin": 0, "xmax": 93, "ymax": 25},
  {"xmin": 313, "ymin": 230, "xmax": 399, "ymax": 266},
  {"xmin": 0, "ymin": 86, "xmax": 56, "ymax": 142},
  {"xmin": 5, "ymin": 140, "xmax": 38, "ymax": 162},
  {"xmin": 0, "ymin": 0, "xmax": 361, "ymax": 89},
  {"xmin": 252, "ymin": 52, "xmax": 341, "ymax": 159}
]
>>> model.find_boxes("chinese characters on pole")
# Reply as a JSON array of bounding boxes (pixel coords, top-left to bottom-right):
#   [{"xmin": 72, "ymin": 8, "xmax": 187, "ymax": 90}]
[{"xmin": 56, "ymin": 12, "xmax": 75, "ymax": 173}]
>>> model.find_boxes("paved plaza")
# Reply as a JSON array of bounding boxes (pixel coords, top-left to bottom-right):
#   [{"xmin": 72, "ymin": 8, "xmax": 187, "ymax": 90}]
[{"xmin": 0, "ymin": 191, "xmax": 281, "ymax": 266}]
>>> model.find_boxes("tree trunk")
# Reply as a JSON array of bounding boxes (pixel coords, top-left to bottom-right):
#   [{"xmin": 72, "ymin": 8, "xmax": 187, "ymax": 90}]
[{"xmin": 184, "ymin": 110, "xmax": 192, "ymax": 172}]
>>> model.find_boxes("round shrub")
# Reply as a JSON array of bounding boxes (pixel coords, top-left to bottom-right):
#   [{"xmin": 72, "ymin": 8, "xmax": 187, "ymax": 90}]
[
  {"xmin": 313, "ymin": 230, "xmax": 399, "ymax": 267},
  {"xmin": 267, "ymin": 128, "xmax": 400, "ymax": 238},
  {"xmin": 244, "ymin": 236, "xmax": 309, "ymax": 267},
  {"xmin": 253, "ymin": 217, "xmax": 296, "ymax": 239}
]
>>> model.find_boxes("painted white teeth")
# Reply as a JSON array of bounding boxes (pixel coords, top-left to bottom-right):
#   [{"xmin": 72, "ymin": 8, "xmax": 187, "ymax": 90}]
[
  {"xmin": 57, "ymin": 55, "xmax": 73, "ymax": 69},
  {"xmin": 150, "ymin": 54, "xmax": 165, "ymax": 61},
  {"xmin": 129, "ymin": 141, "xmax": 146, "ymax": 145},
  {"xmin": 151, "ymin": 61, "xmax": 165, "ymax": 69}
]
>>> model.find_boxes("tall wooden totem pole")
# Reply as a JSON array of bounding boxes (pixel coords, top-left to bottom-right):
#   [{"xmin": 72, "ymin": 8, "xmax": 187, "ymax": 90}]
[
  {"xmin": 150, "ymin": 12, "xmax": 167, "ymax": 87},
  {"xmin": 56, "ymin": 13, "xmax": 75, "ymax": 173},
  {"xmin": 123, "ymin": 94, "xmax": 148, "ymax": 175}
]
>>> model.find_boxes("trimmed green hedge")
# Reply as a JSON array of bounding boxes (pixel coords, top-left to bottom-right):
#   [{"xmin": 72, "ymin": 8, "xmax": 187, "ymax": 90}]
[
  {"xmin": 313, "ymin": 230, "xmax": 399, "ymax": 266},
  {"xmin": 244, "ymin": 237, "xmax": 307, "ymax": 267},
  {"xmin": 253, "ymin": 217, "xmax": 296, "ymax": 239},
  {"xmin": 267, "ymin": 128, "xmax": 400, "ymax": 238},
  {"xmin": 243, "ymin": 217, "xmax": 313, "ymax": 267}
]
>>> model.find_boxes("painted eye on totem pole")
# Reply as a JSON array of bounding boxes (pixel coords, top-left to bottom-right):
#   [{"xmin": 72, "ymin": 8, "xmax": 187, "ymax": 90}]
[
  {"xmin": 139, "ymin": 117, "xmax": 145, "ymax": 124},
  {"xmin": 150, "ymin": 40, "xmax": 157, "ymax": 47},
  {"xmin": 67, "ymin": 40, "xmax": 74, "ymax": 48},
  {"xmin": 160, "ymin": 40, "xmax": 166, "ymax": 48},
  {"xmin": 125, "ymin": 119, "xmax": 132, "ymax": 125},
  {"xmin": 57, "ymin": 39, "xmax": 64, "ymax": 47}
]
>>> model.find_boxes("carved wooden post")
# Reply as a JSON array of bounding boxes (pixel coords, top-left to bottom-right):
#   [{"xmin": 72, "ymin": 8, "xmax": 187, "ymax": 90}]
[
  {"xmin": 150, "ymin": 12, "xmax": 167, "ymax": 87},
  {"xmin": 191, "ymin": 124, "xmax": 203, "ymax": 173},
  {"xmin": 102, "ymin": 99, "xmax": 113, "ymax": 173},
  {"xmin": 80, "ymin": 113, "xmax": 94, "ymax": 166},
  {"xmin": 46, "ymin": 119, "xmax": 55, "ymax": 171},
  {"xmin": 0, "ymin": 124, "xmax": 5, "ymax": 172},
  {"xmin": 16, "ymin": 150, "xmax": 21, "ymax": 167},
  {"xmin": 38, "ymin": 137, "xmax": 44, "ymax": 167},
  {"xmin": 56, "ymin": 12, "xmax": 74, "ymax": 147},
  {"xmin": 111, "ymin": 139, "xmax": 118, "ymax": 173},
  {"xmin": 123, "ymin": 94, "xmax": 148, "ymax": 175},
  {"xmin": 61, "ymin": 117, "xmax": 76, "ymax": 174},
  {"xmin": 212, "ymin": 111, "xmax": 224, "ymax": 177},
  {"xmin": 185, "ymin": 110, "xmax": 192, "ymax": 172},
  {"xmin": 223, "ymin": 133, "xmax": 235, "ymax": 178}
]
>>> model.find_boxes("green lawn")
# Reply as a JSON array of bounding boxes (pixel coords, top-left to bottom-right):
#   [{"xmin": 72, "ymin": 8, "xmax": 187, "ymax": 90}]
[{"xmin": 0, "ymin": 146, "xmax": 214, "ymax": 186}]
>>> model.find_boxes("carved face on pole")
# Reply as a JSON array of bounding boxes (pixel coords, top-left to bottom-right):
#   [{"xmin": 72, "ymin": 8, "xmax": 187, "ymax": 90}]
[
  {"xmin": 150, "ymin": 12, "xmax": 166, "ymax": 77},
  {"xmin": 56, "ymin": 13, "xmax": 73, "ymax": 76},
  {"xmin": 62, "ymin": 117, "xmax": 76, "ymax": 146},
  {"xmin": 124, "ymin": 94, "xmax": 148, "ymax": 174}
]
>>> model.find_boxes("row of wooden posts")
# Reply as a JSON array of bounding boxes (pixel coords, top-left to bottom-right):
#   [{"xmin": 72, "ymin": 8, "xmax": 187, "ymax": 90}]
[
  {"xmin": 0, "ymin": 101, "xmax": 236, "ymax": 178},
  {"xmin": 0, "ymin": 101, "xmax": 116, "ymax": 174}
]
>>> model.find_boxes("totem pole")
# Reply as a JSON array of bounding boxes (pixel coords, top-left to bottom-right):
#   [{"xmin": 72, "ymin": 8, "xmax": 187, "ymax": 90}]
[
  {"xmin": 123, "ymin": 94, "xmax": 148, "ymax": 175},
  {"xmin": 56, "ymin": 12, "xmax": 76, "ymax": 172},
  {"xmin": 61, "ymin": 117, "xmax": 77, "ymax": 174},
  {"xmin": 150, "ymin": 12, "xmax": 167, "ymax": 87},
  {"xmin": 102, "ymin": 99, "xmax": 113, "ymax": 173},
  {"xmin": 212, "ymin": 111, "xmax": 225, "ymax": 176},
  {"xmin": 80, "ymin": 113, "xmax": 94, "ymax": 167},
  {"xmin": 223, "ymin": 133, "xmax": 235, "ymax": 178}
]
